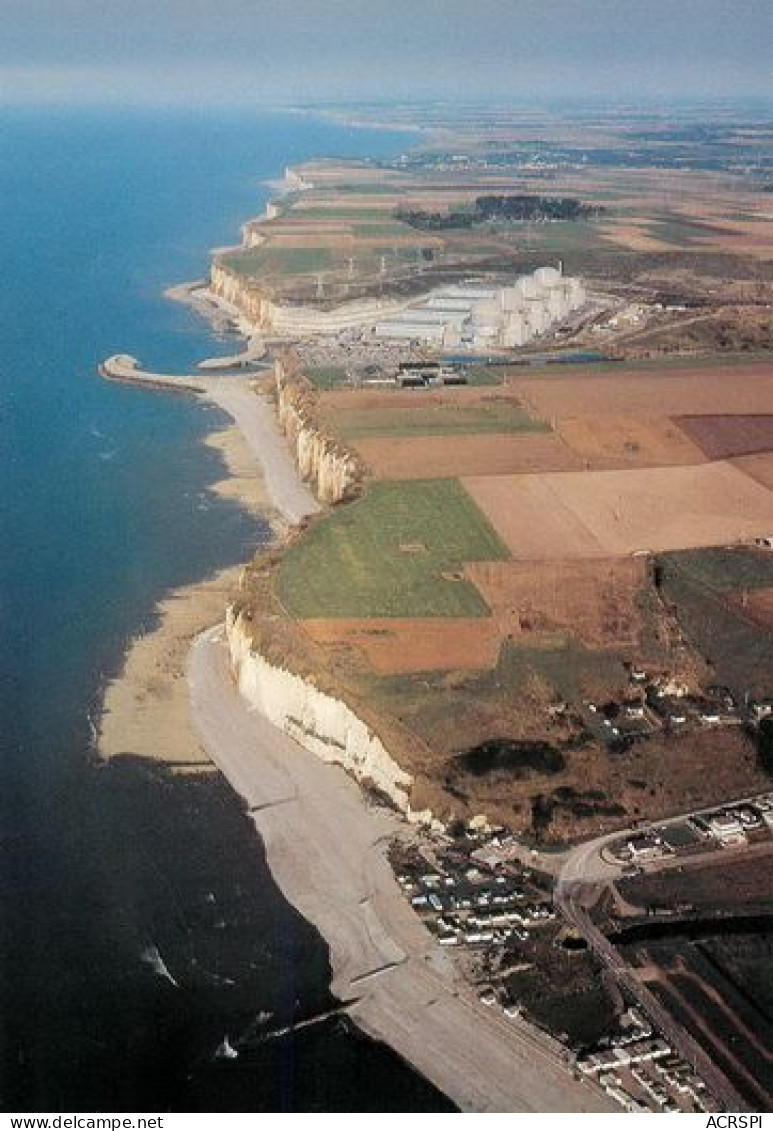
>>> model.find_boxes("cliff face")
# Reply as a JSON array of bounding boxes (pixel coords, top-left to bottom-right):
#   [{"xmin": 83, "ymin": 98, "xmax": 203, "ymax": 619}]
[
  {"xmin": 210, "ymin": 262, "xmax": 410, "ymax": 337},
  {"xmin": 226, "ymin": 609, "xmax": 435, "ymax": 820},
  {"xmin": 210, "ymin": 262, "xmax": 271, "ymax": 329},
  {"xmin": 275, "ymin": 361, "xmax": 361, "ymax": 505}
]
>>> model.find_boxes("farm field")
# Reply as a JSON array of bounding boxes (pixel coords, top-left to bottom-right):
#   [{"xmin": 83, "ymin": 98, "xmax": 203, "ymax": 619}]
[
  {"xmin": 617, "ymin": 850, "xmax": 773, "ymax": 914},
  {"xmin": 277, "ymin": 478, "xmax": 510, "ymax": 618},
  {"xmin": 621, "ymin": 936, "xmax": 773, "ymax": 1110},
  {"xmin": 658, "ymin": 546, "xmax": 773, "ymax": 592},
  {"xmin": 463, "ymin": 460, "xmax": 773, "ymax": 559},
  {"xmin": 300, "ymin": 617, "xmax": 499, "ymax": 674},
  {"xmin": 510, "ymin": 364, "xmax": 773, "ymax": 419},
  {"xmin": 464, "ymin": 557, "xmax": 648, "ymax": 650},
  {"xmin": 733, "ymin": 451, "xmax": 773, "ymax": 491},
  {"xmin": 315, "ymin": 369, "xmax": 773, "ymax": 480},
  {"xmin": 675, "ymin": 414, "xmax": 773, "ymax": 460},
  {"xmin": 317, "ymin": 399, "xmax": 548, "ymax": 439},
  {"xmin": 556, "ymin": 415, "xmax": 705, "ymax": 468},
  {"xmin": 316, "ymin": 385, "xmax": 509, "ymax": 411},
  {"xmin": 318, "ymin": 382, "xmax": 542, "ymax": 416},
  {"xmin": 350, "ymin": 432, "xmax": 581, "ymax": 479},
  {"xmin": 728, "ymin": 588, "xmax": 773, "ymax": 631},
  {"xmin": 299, "ymin": 557, "xmax": 649, "ymax": 675},
  {"xmin": 658, "ymin": 547, "xmax": 773, "ymax": 697}
]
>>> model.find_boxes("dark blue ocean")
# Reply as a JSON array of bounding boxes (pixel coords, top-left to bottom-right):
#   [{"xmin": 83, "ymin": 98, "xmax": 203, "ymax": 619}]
[{"xmin": 0, "ymin": 107, "xmax": 452, "ymax": 1112}]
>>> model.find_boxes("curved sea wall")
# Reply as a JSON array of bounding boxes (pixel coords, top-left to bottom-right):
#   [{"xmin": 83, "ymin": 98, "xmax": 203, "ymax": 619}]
[
  {"xmin": 274, "ymin": 360, "xmax": 361, "ymax": 505},
  {"xmin": 225, "ymin": 608, "xmax": 441, "ymax": 824},
  {"xmin": 99, "ymin": 354, "xmax": 206, "ymax": 394}
]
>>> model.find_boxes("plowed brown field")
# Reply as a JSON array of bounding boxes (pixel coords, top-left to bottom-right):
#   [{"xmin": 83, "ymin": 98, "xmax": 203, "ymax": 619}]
[
  {"xmin": 676, "ymin": 415, "xmax": 773, "ymax": 460},
  {"xmin": 731, "ymin": 451, "xmax": 773, "ymax": 491},
  {"xmin": 463, "ymin": 460, "xmax": 773, "ymax": 559},
  {"xmin": 300, "ymin": 617, "xmax": 499, "ymax": 673},
  {"xmin": 351, "ymin": 432, "xmax": 581, "ymax": 479},
  {"xmin": 558, "ymin": 415, "xmax": 704, "ymax": 468},
  {"xmin": 464, "ymin": 558, "xmax": 647, "ymax": 648},
  {"xmin": 511, "ymin": 365, "xmax": 773, "ymax": 419}
]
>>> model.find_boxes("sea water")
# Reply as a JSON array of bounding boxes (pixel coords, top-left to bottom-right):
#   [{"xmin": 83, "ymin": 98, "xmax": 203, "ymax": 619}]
[{"xmin": 0, "ymin": 106, "xmax": 452, "ymax": 1111}]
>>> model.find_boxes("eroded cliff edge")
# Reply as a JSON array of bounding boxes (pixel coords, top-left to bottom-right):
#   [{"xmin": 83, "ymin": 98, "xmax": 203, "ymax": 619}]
[
  {"xmin": 225, "ymin": 606, "xmax": 441, "ymax": 828},
  {"xmin": 273, "ymin": 357, "xmax": 363, "ymax": 505}
]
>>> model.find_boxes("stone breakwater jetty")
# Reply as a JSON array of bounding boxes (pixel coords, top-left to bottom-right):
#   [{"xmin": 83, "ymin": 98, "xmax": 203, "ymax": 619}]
[
  {"xmin": 99, "ymin": 354, "xmax": 207, "ymax": 394},
  {"xmin": 197, "ymin": 335, "xmax": 267, "ymax": 371}
]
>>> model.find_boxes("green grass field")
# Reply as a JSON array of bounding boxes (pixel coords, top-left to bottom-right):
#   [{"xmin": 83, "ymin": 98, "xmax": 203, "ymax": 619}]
[
  {"xmin": 219, "ymin": 246, "xmax": 334, "ymax": 277},
  {"xmin": 304, "ymin": 365, "xmax": 348, "ymax": 389},
  {"xmin": 278, "ymin": 478, "xmax": 510, "ymax": 618}
]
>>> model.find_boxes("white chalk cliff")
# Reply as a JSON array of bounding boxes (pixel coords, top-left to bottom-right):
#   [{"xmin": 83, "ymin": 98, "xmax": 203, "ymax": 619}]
[{"xmin": 225, "ymin": 609, "xmax": 431, "ymax": 818}]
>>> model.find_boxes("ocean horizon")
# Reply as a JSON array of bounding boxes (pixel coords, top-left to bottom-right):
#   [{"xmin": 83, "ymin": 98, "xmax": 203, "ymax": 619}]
[{"xmin": 0, "ymin": 104, "xmax": 452, "ymax": 1111}]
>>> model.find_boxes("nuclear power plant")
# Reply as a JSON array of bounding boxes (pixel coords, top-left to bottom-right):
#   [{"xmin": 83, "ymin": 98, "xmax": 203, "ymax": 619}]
[{"xmin": 373, "ymin": 265, "xmax": 585, "ymax": 351}]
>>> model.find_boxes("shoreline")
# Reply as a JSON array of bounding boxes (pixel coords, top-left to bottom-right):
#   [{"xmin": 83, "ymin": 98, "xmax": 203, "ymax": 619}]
[
  {"xmin": 189, "ymin": 624, "xmax": 611, "ymax": 1113},
  {"xmin": 96, "ymin": 353, "xmax": 608, "ymax": 1111},
  {"xmin": 97, "ymin": 416, "xmax": 275, "ymax": 769},
  {"xmin": 95, "ymin": 166, "xmax": 606, "ymax": 1110},
  {"xmin": 164, "ymin": 278, "xmax": 257, "ymax": 342}
]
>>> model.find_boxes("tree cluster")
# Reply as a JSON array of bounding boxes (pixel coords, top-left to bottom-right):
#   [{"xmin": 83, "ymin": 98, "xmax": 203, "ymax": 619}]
[{"xmin": 395, "ymin": 194, "xmax": 605, "ymax": 231}]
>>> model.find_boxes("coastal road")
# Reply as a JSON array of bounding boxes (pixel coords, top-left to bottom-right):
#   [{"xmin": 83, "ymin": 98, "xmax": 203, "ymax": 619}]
[{"xmin": 188, "ymin": 626, "xmax": 613, "ymax": 1113}]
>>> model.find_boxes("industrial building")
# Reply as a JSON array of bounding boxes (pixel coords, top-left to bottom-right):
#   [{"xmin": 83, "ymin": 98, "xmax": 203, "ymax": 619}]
[{"xmin": 373, "ymin": 265, "xmax": 586, "ymax": 351}]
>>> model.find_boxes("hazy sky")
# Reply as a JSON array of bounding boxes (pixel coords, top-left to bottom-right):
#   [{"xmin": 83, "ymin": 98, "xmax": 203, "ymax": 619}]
[{"xmin": 2, "ymin": 0, "xmax": 771, "ymax": 107}]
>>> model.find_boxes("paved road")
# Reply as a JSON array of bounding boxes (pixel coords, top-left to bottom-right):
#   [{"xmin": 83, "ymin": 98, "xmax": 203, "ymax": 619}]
[{"xmin": 188, "ymin": 626, "xmax": 613, "ymax": 1113}]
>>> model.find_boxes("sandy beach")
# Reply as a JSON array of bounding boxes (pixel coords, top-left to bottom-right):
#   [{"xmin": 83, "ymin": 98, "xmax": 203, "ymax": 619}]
[
  {"xmin": 165, "ymin": 279, "xmax": 256, "ymax": 342},
  {"xmin": 97, "ymin": 415, "xmax": 276, "ymax": 769}
]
